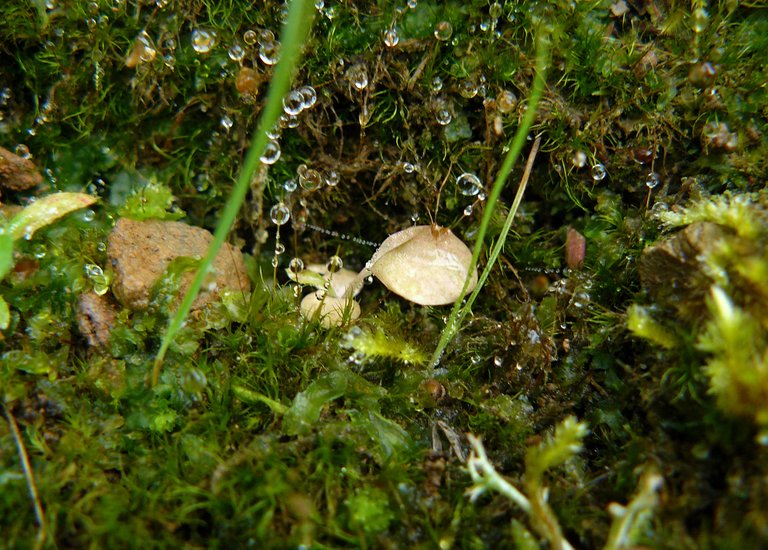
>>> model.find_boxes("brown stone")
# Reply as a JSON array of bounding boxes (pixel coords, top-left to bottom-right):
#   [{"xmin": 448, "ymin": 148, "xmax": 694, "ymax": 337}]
[
  {"xmin": 76, "ymin": 291, "xmax": 117, "ymax": 348},
  {"xmin": 0, "ymin": 146, "xmax": 43, "ymax": 191},
  {"xmin": 639, "ymin": 222, "xmax": 727, "ymax": 321},
  {"xmin": 107, "ymin": 218, "xmax": 250, "ymax": 311}
]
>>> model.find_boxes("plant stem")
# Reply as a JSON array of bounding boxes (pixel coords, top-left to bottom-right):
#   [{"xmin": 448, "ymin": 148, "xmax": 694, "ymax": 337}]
[
  {"xmin": 151, "ymin": 0, "xmax": 313, "ymax": 385},
  {"xmin": 428, "ymin": 27, "xmax": 548, "ymax": 368},
  {"xmin": 3, "ymin": 405, "xmax": 47, "ymax": 550}
]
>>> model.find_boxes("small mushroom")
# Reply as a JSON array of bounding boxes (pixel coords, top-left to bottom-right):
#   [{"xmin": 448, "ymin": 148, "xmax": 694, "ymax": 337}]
[
  {"xmin": 289, "ymin": 262, "xmax": 362, "ymax": 327},
  {"xmin": 300, "ymin": 290, "xmax": 360, "ymax": 328},
  {"xmin": 366, "ymin": 224, "xmax": 478, "ymax": 306}
]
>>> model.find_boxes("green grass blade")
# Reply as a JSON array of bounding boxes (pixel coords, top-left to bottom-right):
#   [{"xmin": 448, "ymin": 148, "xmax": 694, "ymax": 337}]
[
  {"xmin": 429, "ymin": 31, "xmax": 550, "ymax": 368},
  {"xmin": 152, "ymin": 0, "xmax": 313, "ymax": 385}
]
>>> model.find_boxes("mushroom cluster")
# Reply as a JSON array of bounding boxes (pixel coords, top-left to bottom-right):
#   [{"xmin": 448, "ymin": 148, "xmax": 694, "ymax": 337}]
[{"xmin": 290, "ymin": 224, "xmax": 477, "ymax": 327}]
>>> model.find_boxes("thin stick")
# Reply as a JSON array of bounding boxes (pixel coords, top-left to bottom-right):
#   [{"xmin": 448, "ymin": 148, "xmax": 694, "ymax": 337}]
[{"xmin": 3, "ymin": 405, "xmax": 47, "ymax": 548}]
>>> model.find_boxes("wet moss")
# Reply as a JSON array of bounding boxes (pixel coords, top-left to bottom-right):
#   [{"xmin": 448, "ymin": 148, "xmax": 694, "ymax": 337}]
[{"xmin": 1, "ymin": 0, "xmax": 768, "ymax": 547}]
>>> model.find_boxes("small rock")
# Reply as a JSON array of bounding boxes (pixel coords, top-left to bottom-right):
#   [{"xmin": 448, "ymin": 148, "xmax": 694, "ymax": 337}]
[
  {"xmin": 639, "ymin": 222, "xmax": 726, "ymax": 322},
  {"xmin": 0, "ymin": 146, "xmax": 43, "ymax": 191},
  {"xmin": 107, "ymin": 218, "xmax": 250, "ymax": 311},
  {"xmin": 77, "ymin": 291, "xmax": 117, "ymax": 348}
]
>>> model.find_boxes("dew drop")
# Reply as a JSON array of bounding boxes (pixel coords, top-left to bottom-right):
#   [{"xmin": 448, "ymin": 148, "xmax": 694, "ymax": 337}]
[
  {"xmin": 489, "ymin": 1, "xmax": 502, "ymax": 18},
  {"xmin": 299, "ymin": 169, "xmax": 322, "ymax": 191},
  {"xmin": 260, "ymin": 140, "xmax": 281, "ymax": 164},
  {"xmin": 496, "ymin": 89, "xmax": 517, "ymax": 113},
  {"xmin": 275, "ymin": 242, "xmax": 286, "ymax": 255},
  {"xmin": 220, "ymin": 114, "xmax": 234, "ymax": 131},
  {"xmin": 191, "ymin": 29, "xmax": 216, "ymax": 54},
  {"xmin": 33, "ymin": 244, "xmax": 47, "ymax": 259},
  {"xmin": 591, "ymin": 163, "xmax": 607, "ymax": 181},
  {"xmin": 270, "ymin": 202, "xmax": 291, "ymax": 225},
  {"xmin": 82, "ymin": 209, "xmax": 96, "ymax": 222},
  {"xmin": 283, "ymin": 178, "xmax": 297, "ymax": 192},
  {"xmin": 431, "ymin": 76, "xmax": 443, "ymax": 92},
  {"xmin": 434, "ymin": 21, "xmax": 452, "ymax": 41},
  {"xmin": 283, "ymin": 90, "xmax": 304, "ymax": 115},
  {"xmin": 435, "ymin": 108, "xmax": 452, "ymax": 126},
  {"xmin": 347, "ymin": 64, "xmax": 368, "ymax": 90},
  {"xmin": 228, "ymin": 43, "xmax": 245, "ymax": 63},
  {"xmin": 383, "ymin": 27, "xmax": 399, "ymax": 48},
  {"xmin": 243, "ymin": 29, "xmax": 258, "ymax": 45},
  {"xmin": 572, "ymin": 151, "xmax": 587, "ymax": 168},
  {"xmin": 259, "ymin": 39, "xmax": 280, "ymax": 65},
  {"xmin": 325, "ymin": 170, "xmax": 340, "ymax": 187},
  {"xmin": 459, "ymin": 80, "xmax": 478, "ymax": 99},
  {"xmin": 407, "ymin": 0, "xmax": 417, "ymax": 8},
  {"xmin": 456, "ymin": 172, "xmax": 482, "ymax": 196},
  {"xmin": 463, "ymin": 204, "xmax": 474, "ymax": 216},
  {"xmin": 402, "ymin": 162, "xmax": 415, "ymax": 174},
  {"xmin": 327, "ymin": 255, "xmax": 343, "ymax": 273},
  {"xmin": 298, "ymin": 85, "xmax": 317, "ymax": 109},
  {"xmin": 280, "ymin": 114, "xmax": 299, "ymax": 128},
  {"xmin": 271, "ymin": 256, "xmax": 279, "ymax": 268},
  {"xmin": 289, "ymin": 257, "xmax": 304, "ymax": 273},
  {"xmin": 645, "ymin": 172, "xmax": 660, "ymax": 189},
  {"xmin": 84, "ymin": 263, "xmax": 104, "ymax": 278},
  {"xmin": 15, "ymin": 144, "xmax": 31, "ymax": 159}
]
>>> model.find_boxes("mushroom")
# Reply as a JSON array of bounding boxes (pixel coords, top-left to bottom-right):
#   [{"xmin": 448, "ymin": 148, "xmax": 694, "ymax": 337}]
[
  {"xmin": 288, "ymin": 263, "xmax": 362, "ymax": 327},
  {"xmin": 300, "ymin": 290, "xmax": 361, "ymax": 328},
  {"xmin": 363, "ymin": 224, "xmax": 477, "ymax": 306}
]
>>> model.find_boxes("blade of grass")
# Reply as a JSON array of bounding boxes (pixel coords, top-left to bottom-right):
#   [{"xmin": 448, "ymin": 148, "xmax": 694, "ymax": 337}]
[
  {"xmin": 152, "ymin": 0, "xmax": 313, "ymax": 385},
  {"xmin": 429, "ymin": 30, "xmax": 549, "ymax": 368},
  {"xmin": 3, "ymin": 405, "xmax": 47, "ymax": 550}
]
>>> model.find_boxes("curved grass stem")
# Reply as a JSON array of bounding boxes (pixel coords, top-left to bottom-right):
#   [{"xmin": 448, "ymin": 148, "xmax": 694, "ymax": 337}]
[
  {"xmin": 151, "ymin": 0, "xmax": 313, "ymax": 385},
  {"xmin": 428, "ymin": 31, "xmax": 549, "ymax": 368}
]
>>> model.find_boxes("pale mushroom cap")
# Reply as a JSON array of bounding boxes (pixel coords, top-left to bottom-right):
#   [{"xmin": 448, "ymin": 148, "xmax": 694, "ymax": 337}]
[
  {"xmin": 370, "ymin": 225, "xmax": 478, "ymax": 306},
  {"xmin": 300, "ymin": 290, "xmax": 361, "ymax": 328}
]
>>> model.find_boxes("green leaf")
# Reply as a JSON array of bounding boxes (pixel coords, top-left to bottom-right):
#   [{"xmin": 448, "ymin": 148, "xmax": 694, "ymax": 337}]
[
  {"xmin": 117, "ymin": 182, "xmax": 185, "ymax": 221},
  {"xmin": 0, "ymin": 232, "xmax": 13, "ymax": 281},
  {"xmin": 0, "ymin": 295, "xmax": 9, "ymax": 330},
  {"xmin": 283, "ymin": 370, "xmax": 349, "ymax": 436},
  {"xmin": 6, "ymin": 192, "xmax": 97, "ymax": 242}
]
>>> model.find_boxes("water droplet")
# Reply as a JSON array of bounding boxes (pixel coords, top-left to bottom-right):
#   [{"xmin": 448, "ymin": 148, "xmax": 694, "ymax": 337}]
[
  {"xmin": 191, "ymin": 29, "xmax": 216, "ymax": 54},
  {"xmin": 402, "ymin": 162, "xmax": 414, "ymax": 174},
  {"xmin": 489, "ymin": 1, "xmax": 502, "ymax": 18},
  {"xmin": 155, "ymin": 0, "xmax": 168, "ymax": 7},
  {"xmin": 572, "ymin": 151, "xmax": 587, "ymax": 168},
  {"xmin": 383, "ymin": 27, "xmax": 399, "ymax": 48},
  {"xmin": 459, "ymin": 80, "xmax": 478, "ymax": 99},
  {"xmin": 220, "ymin": 114, "xmax": 233, "ymax": 131},
  {"xmin": 435, "ymin": 107, "xmax": 452, "ymax": 126},
  {"xmin": 275, "ymin": 242, "xmax": 286, "ymax": 255},
  {"xmin": 434, "ymin": 21, "xmax": 452, "ymax": 42},
  {"xmin": 407, "ymin": 0, "xmax": 417, "ymax": 8},
  {"xmin": 496, "ymin": 89, "xmax": 517, "ymax": 113},
  {"xmin": 228, "ymin": 43, "xmax": 245, "ymax": 63},
  {"xmin": 364, "ymin": 275, "xmax": 374, "ymax": 285},
  {"xmin": 645, "ymin": 172, "xmax": 660, "ymax": 189},
  {"xmin": 15, "ymin": 144, "xmax": 31, "ymax": 159},
  {"xmin": 591, "ymin": 163, "xmax": 607, "ymax": 181},
  {"xmin": 270, "ymin": 202, "xmax": 291, "ymax": 225},
  {"xmin": 82, "ymin": 209, "xmax": 96, "ymax": 222},
  {"xmin": 283, "ymin": 90, "xmax": 304, "ymax": 115},
  {"xmin": 431, "ymin": 76, "xmax": 443, "ymax": 92},
  {"xmin": 325, "ymin": 170, "xmax": 340, "ymax": 187},
  {"xmin": 456, "ymin": 172, "xmax": 482, "ymax": 196},
  {"xmin": 97, "ymin": 241, "xmax": 107, "ymax": 252},
  {"xmin": 493, "ymin": 356, "xmax": 503, "ymax": 367},
  {"xmin": 463, "ymin": 204, "xmax": 473, "ymax": 216},
  {"xmin": 84, "ymin": 263, "xmax": 103, "ymax": 278},
  {"xmin": 299, "ymin": 169, "xmax": 322, "ymax": 191},
  {"xmin": 327, "ymin": 255, "xmax": 343, "ymax": 273},
  {"xmin": 280, "ymin": 114, "xmax": 299, "ymax": 128},
  {"xmin": 260, "ymin": 140, "xmax": 281, "ymax": 164},
  {"xmin": 243, "ymin": 29, "xmax": 258, "ymax": 45},
  {"xmin": 32, "ymin": 244, "xmax": 47, "ymax": 259},
  {"xmin": 258, "ymin": 39, "xmax": 280, "ymax": 65},
  {"xmin": 284, "ymin": 178, "xmax": 297, "ymax": 192},
  {"xmin": 271, "ymin": 256, "xmax": 279, "ymax": 268},
  {"xmin": 347, "ymin": 65, "xmax": 368, "ymax": 90},
  {"xmin": 298, "ymin": 86, "xmax": 317, "ymax": 109},
  {"xmin": 289, "ymin": 257, "xmax": 304, "ymax": 273}
]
